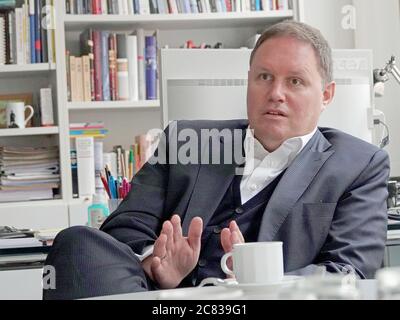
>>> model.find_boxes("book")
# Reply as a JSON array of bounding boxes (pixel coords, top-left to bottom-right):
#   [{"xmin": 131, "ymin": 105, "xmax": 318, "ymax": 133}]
[
  {"xmin": 82, "ymin": 55, "xmax": 91, "ymax": 101},
  {"xmin": 101, "ymin": 30, "xmax": 110, "ymax": 101},
  {"xmin": 136, "ymin": 28, "xmax": 146, "ymax": 100},
  {"xmin": 93, "ymin": 30, "xmax": 103, "ymax": 101},
  {"xmin": 108, "ymin": 33, "xmax": 118, "ymax": 101},
  {"xmin": 127, "ymin": 34, "xmax": 138, "ymax": 101},
  {"xmin": 76, "ymin": 136, "xmax": 95, "ymax": 197},
  {"xmin": 39, "ymin": 87, "xmax": 54, "ymax": 126},
  {"xmin": 80, "ymin": 28, "xmax": 95, "ymax": 101},
  {"xmin": 145, "ymin": 35, "xmax": 157, "ymax": 100}
]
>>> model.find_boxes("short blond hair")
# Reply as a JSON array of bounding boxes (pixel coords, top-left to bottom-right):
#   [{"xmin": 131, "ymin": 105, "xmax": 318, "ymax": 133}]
[{"xmin": 250, "ymin": 20, "xmax": 333, "ymax": 84}]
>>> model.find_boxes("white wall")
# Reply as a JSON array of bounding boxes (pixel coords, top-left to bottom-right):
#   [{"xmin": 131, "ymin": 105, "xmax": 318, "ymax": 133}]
[
  {"xmin": 302, "ymin": 0, "xmax": 355, "ymax": 49},
  {"xmin": 302, "ymin": 0, "xmax": 400, "ymax": 176},
  {"xmin": 353, "ymin": 0, "xmax": 400, "ymax": 176}
]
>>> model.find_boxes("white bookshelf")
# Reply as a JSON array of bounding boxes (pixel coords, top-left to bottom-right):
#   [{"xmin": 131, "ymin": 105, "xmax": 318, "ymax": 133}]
[
  {"xmin": 64, "ymin": 11, "xmax": 294, "ymax": 29},
  {"xmin": 0, "ymin": 63, "xmax": 56, "ymax": 75},
  {"xmin": 0, "ymin": 127, "xmax": 59, "ymax": 137},
  {"xmin": 0, "ymin": 1, "xmax": 301, "ymax": 230},
  {"xmin": 67, "ymin": 100, "xmax": 160, "ymax": 110}
]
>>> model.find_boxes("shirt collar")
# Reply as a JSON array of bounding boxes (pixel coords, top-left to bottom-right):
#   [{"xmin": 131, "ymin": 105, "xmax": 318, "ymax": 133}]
[{"xmin": 244, "ymin": 127, "xmax": 318, "ymax": 166}]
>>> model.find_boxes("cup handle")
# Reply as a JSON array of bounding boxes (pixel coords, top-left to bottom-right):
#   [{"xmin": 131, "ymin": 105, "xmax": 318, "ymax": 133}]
[
  {"xmin": 220, "ymin": 252, "xmax": 235, "ymax": 277},
  {"xmin": 24, "ymin": 105, "xmax": 34, "ymax": 126}
]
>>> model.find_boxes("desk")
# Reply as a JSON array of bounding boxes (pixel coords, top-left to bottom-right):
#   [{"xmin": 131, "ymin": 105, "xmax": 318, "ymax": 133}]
[{"xmin": 88, "ymin": 279, "xmax": 378, "ymax": 300}]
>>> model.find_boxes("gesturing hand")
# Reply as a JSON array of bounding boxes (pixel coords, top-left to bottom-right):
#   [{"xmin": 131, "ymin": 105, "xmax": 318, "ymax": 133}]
[
  {"xmin": 143, "ymin": 215, "xmax": 203, "ymax": 289},
  {"xmin": 220, "ymin": 220, "xmax": 245, "ymax": 273}
]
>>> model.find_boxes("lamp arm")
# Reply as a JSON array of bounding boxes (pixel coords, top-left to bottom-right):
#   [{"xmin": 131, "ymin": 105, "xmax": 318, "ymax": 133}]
[{"xmin": 389, "ymin": 64, "xmax": 400, "ymax": 85}]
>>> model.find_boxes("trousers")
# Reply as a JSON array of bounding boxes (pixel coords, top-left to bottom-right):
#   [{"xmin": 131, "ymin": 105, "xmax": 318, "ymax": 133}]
[{"xmin": 42, "ymin": 226, "xmax": 157, "ymax": 300}]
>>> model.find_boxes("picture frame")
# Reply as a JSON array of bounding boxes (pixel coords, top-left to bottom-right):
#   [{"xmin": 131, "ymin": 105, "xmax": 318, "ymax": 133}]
[{"xmin": 0, "ymin": 93, "xmax": 34, "ymax": 128}]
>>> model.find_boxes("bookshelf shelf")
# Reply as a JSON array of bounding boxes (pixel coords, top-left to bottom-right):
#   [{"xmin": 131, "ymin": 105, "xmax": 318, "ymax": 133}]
[
  {"xmin": 64, "ymin": 10, "xmax": 294, "ymax": 30},
  {"xmin": 0, "ymin": 63, "xmax": 56, "ymax": 77},
  {"xmin": 0, "ymin": 127, "xmax": 59, "ymax": 137},
  {"xmin": 0, "ymin": 198, "xmax": 64, "ymax": 209},
  {"xmin": 67, "ymin": 100, "xmax": 160, "ymax": 110}
]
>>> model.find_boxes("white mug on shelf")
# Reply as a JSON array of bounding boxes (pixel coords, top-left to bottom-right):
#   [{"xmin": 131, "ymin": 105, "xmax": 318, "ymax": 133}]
[
  {"xmin": 6, "ymin": 101, "xmax": 34, "ymax": 129},
  {"xmin": 220, "ymin": 241, "xmax": 284, "ymax": 285}
]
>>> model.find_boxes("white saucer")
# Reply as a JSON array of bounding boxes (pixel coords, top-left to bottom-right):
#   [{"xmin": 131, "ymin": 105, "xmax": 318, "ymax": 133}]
[{"xmin": 219, "ymin": 275, "xmax": 303, "ymax": 291}]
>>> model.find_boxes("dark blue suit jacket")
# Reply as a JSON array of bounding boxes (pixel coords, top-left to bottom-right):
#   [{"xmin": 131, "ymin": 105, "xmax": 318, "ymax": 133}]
[{"xmin": 101, "ymin": 120, "xmax": 390, "ymax": 279}]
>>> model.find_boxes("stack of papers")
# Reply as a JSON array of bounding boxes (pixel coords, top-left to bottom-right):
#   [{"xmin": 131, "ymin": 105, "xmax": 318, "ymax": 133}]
[{"xmin": 0, "ymin": 146, "xmax": 60, "ymax": 202}]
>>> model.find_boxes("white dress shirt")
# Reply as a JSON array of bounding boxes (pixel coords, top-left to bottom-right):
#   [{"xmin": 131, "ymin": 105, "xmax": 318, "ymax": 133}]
[{"xmin": 239, "ymin": 127, "xmax": 317, "ymax": 204}]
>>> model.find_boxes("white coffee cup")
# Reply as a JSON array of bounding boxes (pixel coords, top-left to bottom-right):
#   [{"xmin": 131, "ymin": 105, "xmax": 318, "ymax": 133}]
[
  {"xmin": 220, "ymin": 241, "xmax": 284, "ymax": 284},
  {"xmin": 6, "ymin": 102, "xmax": 34, "ymax": 129}
]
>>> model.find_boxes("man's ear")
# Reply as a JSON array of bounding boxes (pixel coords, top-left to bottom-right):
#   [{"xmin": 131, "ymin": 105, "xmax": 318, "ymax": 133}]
[{"xmin": 321, "ymin": 81, "xmax": 336, "ymax": 110}]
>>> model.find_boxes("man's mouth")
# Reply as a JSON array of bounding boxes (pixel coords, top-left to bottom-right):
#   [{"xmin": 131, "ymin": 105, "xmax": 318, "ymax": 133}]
[{"xmin": 264, "ymin": 110, "xmax": 287, "ymax": 117}]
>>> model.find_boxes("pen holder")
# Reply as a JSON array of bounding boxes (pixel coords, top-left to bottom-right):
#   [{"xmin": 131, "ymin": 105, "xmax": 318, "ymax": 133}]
[{"xmin": 108, "ymin": 198, "xmax": 123, "ymax": 215}]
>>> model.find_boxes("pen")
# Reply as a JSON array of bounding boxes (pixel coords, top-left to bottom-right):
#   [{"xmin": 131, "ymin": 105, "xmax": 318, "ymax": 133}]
[
  {"xmin": 100, "ymin": 173, "xmax": 111, "ymax": 198},
  {"xmin": 108, "ymin": 175, "xmax": 116, "ymax": 199}
]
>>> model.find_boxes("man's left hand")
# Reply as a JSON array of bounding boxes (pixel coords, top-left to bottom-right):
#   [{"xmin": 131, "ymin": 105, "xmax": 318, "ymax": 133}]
[{"xmin": 220, "ymin": 220, "xmax": 244, "ymax": 272}]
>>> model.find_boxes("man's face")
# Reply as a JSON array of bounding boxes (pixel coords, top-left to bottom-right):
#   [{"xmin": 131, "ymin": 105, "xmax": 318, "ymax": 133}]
[{"xmin": 247, "ymin": 36, "xmax": 335, "ymax": 151}]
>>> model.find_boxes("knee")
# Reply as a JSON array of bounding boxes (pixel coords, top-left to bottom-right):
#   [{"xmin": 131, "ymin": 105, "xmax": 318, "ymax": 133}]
[{"xmin": 52, "ymin": 226, "xmax": 100, "ymax": 251}]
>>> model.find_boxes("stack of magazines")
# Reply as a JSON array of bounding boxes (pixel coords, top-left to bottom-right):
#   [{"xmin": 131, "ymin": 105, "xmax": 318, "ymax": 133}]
[{"xmin": 0, "ymin": 146, "xmax": 60, "ymax": 202}]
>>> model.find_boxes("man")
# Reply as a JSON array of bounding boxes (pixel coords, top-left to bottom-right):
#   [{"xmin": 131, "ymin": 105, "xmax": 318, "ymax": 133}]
[{"xmin": 43, "ymin": 20, "xmax": 389, "ymax": 299}]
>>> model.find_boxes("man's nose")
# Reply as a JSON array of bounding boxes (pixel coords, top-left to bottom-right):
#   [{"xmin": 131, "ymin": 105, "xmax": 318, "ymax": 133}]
[{"xmin": 268, "ymin": 81, "xmax": 286, "ymax": 103}]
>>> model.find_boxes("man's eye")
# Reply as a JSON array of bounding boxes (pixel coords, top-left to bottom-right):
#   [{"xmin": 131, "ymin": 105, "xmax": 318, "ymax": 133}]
[
  {"xmin": 260, "ymin": 74, "xmax": 271, "ymax": 81},
  {"xmin": 290, "ymin": 78, "xmax": 302, "ymax": 86}
]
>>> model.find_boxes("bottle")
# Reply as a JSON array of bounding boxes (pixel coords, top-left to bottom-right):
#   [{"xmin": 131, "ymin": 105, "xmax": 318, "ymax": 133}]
[{"xmin": 87, "ymin": 190, "xmax": 110, "ymax": 229}]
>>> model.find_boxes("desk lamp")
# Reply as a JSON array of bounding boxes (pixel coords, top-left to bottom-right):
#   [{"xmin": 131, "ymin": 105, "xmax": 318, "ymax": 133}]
[{"xmin": 372, "ymin": 55, "xmax": 400, "ymax": 148}]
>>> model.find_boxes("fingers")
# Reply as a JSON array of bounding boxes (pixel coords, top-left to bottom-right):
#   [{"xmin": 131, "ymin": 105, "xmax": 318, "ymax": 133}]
[
  {"xmin": 229, "ymin": 220, "xmax": 244, "ymax": 243},
  {"xmin": 188, "ymin": 217, "xmax": 203, "ymax": 253},
  {"xmin": 153, "ymin": 232, "xmax": 167, "ymax": 259},
  {"xmin": 171, "ymin": 214, "xmax": 183, "ymax": 243},
  {"xmin": 220, "ymin": 227, "xmax": 232, "ymax": 253},
  {"xmin": 150, "ymin": 256, "xmax": 163, "ymax": 283},
  {"xmin": 221, "ymin": 221, "xmax": 245, "ymax": 253}
]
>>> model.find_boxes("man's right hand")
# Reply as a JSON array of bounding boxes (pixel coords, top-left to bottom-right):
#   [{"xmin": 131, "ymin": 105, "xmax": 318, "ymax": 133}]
[{"xmin": 142, "ymin": 215, "xmax": 203, "ymax": 289}]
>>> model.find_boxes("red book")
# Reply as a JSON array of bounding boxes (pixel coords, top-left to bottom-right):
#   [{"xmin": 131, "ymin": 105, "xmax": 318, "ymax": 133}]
[
  {"xmin": 92, "ymin": 0, "xmax": 102, "ymax": 14},
  {"xmin": 225, "ymin": 0, "xmax": 232, "ymax": 12}
]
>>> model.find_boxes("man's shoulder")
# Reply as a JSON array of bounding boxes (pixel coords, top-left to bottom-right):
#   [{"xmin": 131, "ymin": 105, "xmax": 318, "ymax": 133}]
[{"xmin": 318, "ymin": 127, "xmax": 385, "ymax": 156}]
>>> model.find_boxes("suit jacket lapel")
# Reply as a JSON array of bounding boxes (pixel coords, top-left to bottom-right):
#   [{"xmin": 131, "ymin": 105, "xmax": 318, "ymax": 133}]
[
  {"xmin": 182, "ymin": 125, "xmax": 247, "ymax": 234},
  {"xmin": 257, "ymin": 129, "xmax": 335, "ymax": 241}
]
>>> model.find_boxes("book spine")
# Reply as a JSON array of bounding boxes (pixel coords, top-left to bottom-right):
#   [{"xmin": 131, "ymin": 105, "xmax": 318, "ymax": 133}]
[
  {"xmin": 136, "ymin": 28, "xmax": 146, "ymax": 100},
  {"xmin": 45, "ymin": 0, "xmax": 54, "ymax": 63},
  {"xmin": 80, "ymin": 29, "xmax": 95, "ymax": 101},
  {"xmin": 29, "ymin": 0, "xmax": 35, "ymax": 63},
  {"xmin": 75, "ymin": 56, "xmax": 84, "ymax": 101},
  {"xmin": 108, "ymin": 33, "xmax": 118, "ymax": 101},
  {"xmin": 70, "ymin": 55, "xmax": 78, "ymax": 102},
  {"xmin": 76, "ymin": 136, "xmax": 96, "ymax": 198},
  {"xmin": 101, "ymin": 31, "xmax": 111, "ymax": 101},
  {"xmin": 82, "ymin": 55, "xmax": 92, "ymax": 101},
  {"xmin": 40, "ymin": 0, "xmax": 48, "ymax": 63},
  {"xmin": 15, "ymin": 8, "xmax": 24, "ymax": 65},
  {"xmin": 34, "ymin": 0, "xmax": 42, "ymax": 63},
  {"xmin": 145, "ymin": 35, "xmax": 157, "ymax": 100},
  {"xmin": 23, "ymin": 2, "xmax": 30, "ymax": 64},
  {"xmin": 39, "ymin": 87, "xmax": 54, "ymax": 126},
  {"xmin": 93, "ymin": 30, "xmax": 103, "ymax": 101},
  {"xmin": 127, "ymin": 35, "xmax": 138, "ymax": 101},
  {"xmin": 92, "ymin": 0, "xmax": 102, "ymax": 14},
  {"xmin": 66, "ymin": 50, "xmax": 71, "ymax": 101},
  {"xmin": 117, "ymin": 58, "xmax": 129, "ymax": 100}
]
